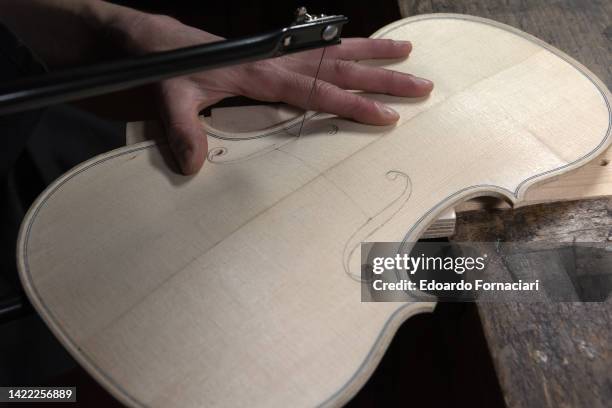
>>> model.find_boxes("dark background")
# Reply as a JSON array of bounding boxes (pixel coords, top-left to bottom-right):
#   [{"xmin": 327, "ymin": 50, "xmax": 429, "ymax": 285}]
[{"xmin": 110, "ymin": 0, "xmax": 401, "ymax": 39}]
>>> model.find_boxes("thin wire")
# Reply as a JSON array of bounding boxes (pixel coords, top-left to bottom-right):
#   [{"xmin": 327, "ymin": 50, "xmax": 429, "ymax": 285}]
[{"xmin": 297, "ymin": 47, "xmax": 327, "ymax": 137}]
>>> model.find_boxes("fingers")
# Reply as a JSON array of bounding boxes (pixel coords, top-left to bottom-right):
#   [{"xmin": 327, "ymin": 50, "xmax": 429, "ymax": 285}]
[
  {"xmin": 158, "ymin": 80, "xmax": 208, "ymax": 175},
  {"xmin": 280, "ymin": 38, "xmax": 433, "ymax": 97},
  {"xmin": 266, "ymin": 71, "xmax": 401, "ymax": 125},
  {"xmin": 326, "ymin": 38, "xmax": 412, "ymax": 61},
  {"xmin": 319, "ymin": 60, "xmax": 433, "ymax": 97}
]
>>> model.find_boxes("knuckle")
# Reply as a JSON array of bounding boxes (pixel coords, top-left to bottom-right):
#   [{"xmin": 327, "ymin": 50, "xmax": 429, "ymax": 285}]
[
  {"xmin": 380, "ymin": 38, "xmax": 396, "ymax": 48},
  {"xmin": 344, "ymin": 95, "xmax": 371, "ymax": 119},
  {"xmin": 243, "ymin": 60, "xmax": 270, "ymax": 75},
  {"xmin": 385, "ymin": 69, "xmax": 397, "ymax": 93},
  {"xmin": 237, "ymin": 62, "xmax": 280, "ymax": 100},
  {"xmin": 332, "ymin": 60, "xmax": 354, "ymax": 83},
  {"xmin": 333, "ymin": 59, "xmax": 352, "ymax": 73},
  {"xmin": 310, "ymin": 81, "xmax": 336, "ymax": 110},
  {"xmin": 313, "ymin": 81, "xmax": 334, "ymax": 97}
]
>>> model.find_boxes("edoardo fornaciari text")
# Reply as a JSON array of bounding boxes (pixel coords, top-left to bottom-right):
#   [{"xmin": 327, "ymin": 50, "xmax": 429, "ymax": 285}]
[{"xmin": 371, "ymin": 279, "xmax": 540, "ymax": 292}]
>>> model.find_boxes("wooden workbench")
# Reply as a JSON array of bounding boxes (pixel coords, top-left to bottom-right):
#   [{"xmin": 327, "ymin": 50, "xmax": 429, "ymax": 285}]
[{"xmin": 398, "ymin": 1, "xmax": 612, "ymax": 407}]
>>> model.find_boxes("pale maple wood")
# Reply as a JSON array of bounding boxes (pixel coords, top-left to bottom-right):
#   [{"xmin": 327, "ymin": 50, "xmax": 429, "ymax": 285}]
[
  {"xmin": 17, "ymin": 14, "xmax": 611, "ymax": 408},
  {"xmin": 128, "ymin": 104, "xmax": 612, "ymax": 239},
  {"xmin": 127, "ymin": 111, "xmax": 612, "ymax": 239}
]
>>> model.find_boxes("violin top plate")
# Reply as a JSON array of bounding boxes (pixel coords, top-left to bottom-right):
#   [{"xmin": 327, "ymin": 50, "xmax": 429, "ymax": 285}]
[{"xmin": 18, "ymin": 14, "xmax": 611, "ymax": 408}]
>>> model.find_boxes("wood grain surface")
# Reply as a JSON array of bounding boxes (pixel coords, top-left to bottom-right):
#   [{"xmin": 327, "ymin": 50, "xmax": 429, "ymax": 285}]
[
  {"xmin": 398, "ymin": 0, "xmax": 611, "ymax": 88},
  {"xmin": 398, "ymin": 2, "xmax": 612, "ymax": 407},
  {"xmin": 453, "ymin": 198, "xmax": 612, "ymax": 408},
  {"xmin": 17, "ymin": 13, "xmax": 612, "ymax": 408}
]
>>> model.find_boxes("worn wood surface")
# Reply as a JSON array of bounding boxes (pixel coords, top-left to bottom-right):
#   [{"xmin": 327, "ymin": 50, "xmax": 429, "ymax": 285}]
[
  {"xmin": 398, "ymin": 1, "xmax": 612, "ymax": 407},
  {"xmin": 453, "ymin": 198, "xmax": 612, "ymax": 408}
]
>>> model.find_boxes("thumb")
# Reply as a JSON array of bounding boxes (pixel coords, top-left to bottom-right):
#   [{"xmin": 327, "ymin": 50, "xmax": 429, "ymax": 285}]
[{"xmin": 158, "ymin": 81, "xmax": 208, "ymax": 175}]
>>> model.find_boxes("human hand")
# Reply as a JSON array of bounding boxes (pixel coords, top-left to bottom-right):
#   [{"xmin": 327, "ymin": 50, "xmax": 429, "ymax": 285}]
[
  {"xmin": 118, "ymin": 14, "xmax": 435, "ymax": 174},
  {"xmin": 1, "ymin": 2, "xmax": 432, "ymax": 174}
]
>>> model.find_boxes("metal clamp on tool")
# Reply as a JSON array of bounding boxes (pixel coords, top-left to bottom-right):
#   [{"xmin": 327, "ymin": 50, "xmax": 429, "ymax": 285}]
[{"xmin": 0, "ymin": 7, "xmax": 348, "ymax": 115}]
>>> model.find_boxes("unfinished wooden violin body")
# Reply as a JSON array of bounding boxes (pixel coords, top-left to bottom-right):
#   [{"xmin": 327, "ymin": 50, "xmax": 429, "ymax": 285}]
[{"xmin": 18, "ymin": 14, "xmax": 611, "ymax": 407}]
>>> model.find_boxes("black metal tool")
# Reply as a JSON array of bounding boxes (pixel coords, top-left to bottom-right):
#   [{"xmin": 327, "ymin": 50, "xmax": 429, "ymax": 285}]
[{"xmin": 0, "ymin": 8, "xmax": 347, "ymax": 115}]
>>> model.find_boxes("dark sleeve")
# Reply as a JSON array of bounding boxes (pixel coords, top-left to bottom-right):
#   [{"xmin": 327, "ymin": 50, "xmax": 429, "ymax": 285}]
[{"xmin": 0, "ymin": 23, "xmax": 46, "ymax": 177}]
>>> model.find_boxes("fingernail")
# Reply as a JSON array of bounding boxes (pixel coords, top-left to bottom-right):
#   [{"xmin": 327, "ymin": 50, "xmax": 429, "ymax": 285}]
[
  {"xmin": 412, "ymin": 76, "xmax": 434, "ymax": 89},
  {"xmin": 376, "ymin": 102, "xmax": 399, "ymax": 121},
  {"xmin": 393, "ymin": 40, "xmax": 412, "ymax": 52},
  {"xmin": 393, "ymin": 40, "xmax": 411, "ymax": 47}
]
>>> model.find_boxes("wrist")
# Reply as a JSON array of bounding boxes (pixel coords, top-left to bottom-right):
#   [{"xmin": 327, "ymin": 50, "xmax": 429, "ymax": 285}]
[
  {"xmin": 0, "ymin": 0, "xmax": 149, "ymax": 67},
  {"xmin": 79, "ymin": 0, "xmax": 154, "ymax": 56}
]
